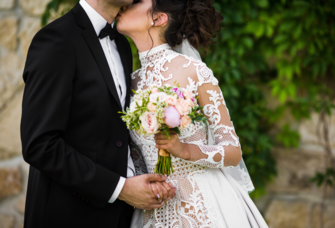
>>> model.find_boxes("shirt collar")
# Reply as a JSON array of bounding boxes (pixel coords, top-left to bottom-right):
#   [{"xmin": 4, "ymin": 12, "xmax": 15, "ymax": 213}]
[{"xmin": 79, "ymin": 0, "xmax": 115, "ymax": 37}]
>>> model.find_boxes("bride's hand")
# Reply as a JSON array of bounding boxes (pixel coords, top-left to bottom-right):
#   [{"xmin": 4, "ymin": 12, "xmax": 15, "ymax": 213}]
[
  {"xmin": 150, "ymin": 181, "xmax": 176, "ymax": 203},
  {"xmin": 154, "ymin": 131, "xmax": 190, "ymax": 160}
]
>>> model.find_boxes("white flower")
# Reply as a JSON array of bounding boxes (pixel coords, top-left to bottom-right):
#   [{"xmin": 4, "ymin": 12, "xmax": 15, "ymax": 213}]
[{"xmin": 149, "ymin": 92, "xmax": 167, "ymax": 103}]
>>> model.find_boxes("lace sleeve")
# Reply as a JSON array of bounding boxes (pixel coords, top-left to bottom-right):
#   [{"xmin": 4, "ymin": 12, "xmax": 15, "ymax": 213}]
[{"xmin": 187, "ymin": 62, "xmax": 242, "ymax": 168}]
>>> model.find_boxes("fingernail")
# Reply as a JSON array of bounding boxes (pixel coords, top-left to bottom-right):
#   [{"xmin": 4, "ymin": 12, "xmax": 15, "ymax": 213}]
[
  {"xmin": 157, "ymin": 194, "xmax": 160, "ymax": 198},
  {"xmin": 162, "ymin": 201, "xmax": 165, "ymax": 204}
]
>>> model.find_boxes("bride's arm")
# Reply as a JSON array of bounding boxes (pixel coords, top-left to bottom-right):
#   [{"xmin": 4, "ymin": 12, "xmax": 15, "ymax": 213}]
[{"xmin": 155, "ymin": 62, "xmax": 242, "ymax": 168}]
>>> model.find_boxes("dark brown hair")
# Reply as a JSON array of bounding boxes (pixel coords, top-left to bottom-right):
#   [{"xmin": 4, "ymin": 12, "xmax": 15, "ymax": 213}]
[{"xmin": 151, "ymin": 0, "xmax": 223, "ymax": 50}]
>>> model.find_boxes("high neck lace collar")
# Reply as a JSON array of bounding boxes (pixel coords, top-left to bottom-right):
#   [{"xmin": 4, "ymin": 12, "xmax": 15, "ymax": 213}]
[{"xmin": 139, "ymin": 43, "xmax": 172, "ymax": 66}]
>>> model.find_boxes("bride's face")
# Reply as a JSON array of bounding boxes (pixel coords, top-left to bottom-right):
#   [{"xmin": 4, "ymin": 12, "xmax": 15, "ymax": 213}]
[{"xmin": 116, "ymin": 0, "xmax": 153, "ymax": 37}]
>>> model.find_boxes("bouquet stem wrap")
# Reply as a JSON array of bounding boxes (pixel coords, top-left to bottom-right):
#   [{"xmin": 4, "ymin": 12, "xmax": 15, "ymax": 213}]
[{"xmin": 155, "ymin": 149, "xmax": 174, "ymax": 175}]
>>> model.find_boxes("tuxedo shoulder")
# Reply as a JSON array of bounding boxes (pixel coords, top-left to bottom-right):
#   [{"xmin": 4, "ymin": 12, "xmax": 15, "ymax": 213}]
[{"xmin": 35, "ymin": 11, "xmax": 76, "ymax": 39}]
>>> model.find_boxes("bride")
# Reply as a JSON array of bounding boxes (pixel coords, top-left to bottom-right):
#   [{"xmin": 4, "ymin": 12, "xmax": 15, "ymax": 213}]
[{"xmin": 117, "ymin": 0, "xmax": 268, "ymax": 227}]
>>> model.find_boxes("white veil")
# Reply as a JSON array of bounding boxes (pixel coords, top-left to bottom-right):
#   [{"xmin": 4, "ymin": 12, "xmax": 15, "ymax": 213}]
[
  {"xmin": 173, "ymin": 38, "xmax": 202, "ymax": 61},
  {"xmin": 173, "ymin": 39, "xmax": 255, "ymax": 193}
]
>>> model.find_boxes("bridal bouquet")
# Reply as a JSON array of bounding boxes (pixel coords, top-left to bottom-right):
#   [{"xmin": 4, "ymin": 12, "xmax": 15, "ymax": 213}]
[{"xmin": 119, "ymin": 84, "xmax": 207, "ymax": 175}]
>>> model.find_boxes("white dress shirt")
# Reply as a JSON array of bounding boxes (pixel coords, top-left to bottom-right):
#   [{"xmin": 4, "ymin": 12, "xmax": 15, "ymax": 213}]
[{"xmin": 79, "ymin": 0, "xmax": 135, "ymax": 203}]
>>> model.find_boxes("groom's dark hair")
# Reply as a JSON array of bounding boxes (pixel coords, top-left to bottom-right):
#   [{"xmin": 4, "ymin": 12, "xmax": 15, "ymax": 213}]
[{"xmin": 150, "ymin": 0, "xmax": 223, "ymax": 50}]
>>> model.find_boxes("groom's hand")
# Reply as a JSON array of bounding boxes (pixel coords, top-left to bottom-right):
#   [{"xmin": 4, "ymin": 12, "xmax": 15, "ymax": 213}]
[{"xmin": 118, "ymin": 174, "xmax": 173, "ymax": 210}]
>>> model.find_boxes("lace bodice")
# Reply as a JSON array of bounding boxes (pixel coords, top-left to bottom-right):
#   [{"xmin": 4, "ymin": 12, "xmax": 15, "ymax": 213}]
[{"xmin": 130, "ymin": 43, "xmax": 254, "ymax": 228}]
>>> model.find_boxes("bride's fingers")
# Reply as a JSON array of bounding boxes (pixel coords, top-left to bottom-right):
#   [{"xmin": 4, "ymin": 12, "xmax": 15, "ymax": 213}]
[
  {"xmin": 155, "ymin": 144, "xmax": 170, "ymax": 150},
  {"xmin": 156, "ymin": 184, "xmax": 167, "ymax": 201},
  {"xmin": 151, "ymin": 184, "xmax": 161, "ymax": 201},
  {"xmin": 155, "ymin": 139, "xmax": 169, "ymax": 145},
  {"xmin": 162, "ymin": 182, "xmax": 172, "ymax": 200},
  {"xmin": 156, "ymin": 184, "xmax": 165, "ymax": 202},
  {"xmin": 166, "ymin": 192, "xmax": 176, "ymax": 202},
  {"xmin": 154, "ymin": 134, "xmax": 168, "ymax": 140},
  {"xmin": 154, "ymin": 133, "xmax": 176, "ymax": 140}
]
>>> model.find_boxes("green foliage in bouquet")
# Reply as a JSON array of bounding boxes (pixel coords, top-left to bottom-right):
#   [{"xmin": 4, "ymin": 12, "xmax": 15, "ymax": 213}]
[{"xmin": 188, "ymin": 106, "xmax": 207, "ymax": 125}]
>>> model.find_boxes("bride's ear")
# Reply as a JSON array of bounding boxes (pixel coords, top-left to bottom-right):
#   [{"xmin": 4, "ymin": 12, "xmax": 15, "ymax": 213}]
[{"xmin": 153, "ymin": 13, "xmax": 168, "ymax": 27}]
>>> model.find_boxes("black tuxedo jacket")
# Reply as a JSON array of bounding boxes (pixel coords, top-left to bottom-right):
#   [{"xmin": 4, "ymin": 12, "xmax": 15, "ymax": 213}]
[{"xmin": 21, "ymin": 3, "xmax": 134, "ymax": 228}]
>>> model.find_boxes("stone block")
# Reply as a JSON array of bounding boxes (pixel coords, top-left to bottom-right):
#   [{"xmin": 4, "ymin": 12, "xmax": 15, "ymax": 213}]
[
  {"xmin": 265, "ymin": 200, "xmax": 309, "ymax": 228},
  {"xmin": 266, "ymin": 148, "xmax": 325, "ymax": 196},
  {"xmin": 0, "ymin": 167, "xmax": 23, "ymax": 200},
  {"xmin": 299, "ymin": 111, "xmax": 335, "ymax": 149},
  {"xmin": 15, "ymin": 195, "xmax": 26, "ymax": 215},
  {"xmin": 0, "ymin": 90, "xmax": 24, "ymax": 160},
  {"xmin": 20, "ymin": 0, "xmax": 50, "ymax": 16},
  {"xmin": 0, "ymin": 0, "xmax": 15, "ymax": 10},
  {"xmin": 330, "ymin": 113, "xmax": 335, "ymax": 149},
  {"xmin": 0, "ymin": 52, "xmax": 24, "ymax": 110},
  {"xmin": 311, "ymin": 203, "xmax": 335, "ymax": 228},
  {"xmin": 18, "ymin": 17, "xmax": 40, "ymax": 56},
  {"xmin": 0, "ymin": 16, "xmax": 18, "ymax": 51},
  {"xmin": 0, "ymin": 214, "xmax": 15, "ymax": 228}
]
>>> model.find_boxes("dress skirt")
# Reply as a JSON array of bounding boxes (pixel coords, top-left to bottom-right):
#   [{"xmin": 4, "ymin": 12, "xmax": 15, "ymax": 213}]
[{"xmin": 131, "ymin": 168, "xmax": 268, "ymax": 228}]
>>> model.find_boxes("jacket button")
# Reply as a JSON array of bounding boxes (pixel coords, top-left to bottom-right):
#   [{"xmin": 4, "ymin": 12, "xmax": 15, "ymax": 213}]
[{"xmin": 116, "ymin": 141, "xmax": 122, "ymax": 147}]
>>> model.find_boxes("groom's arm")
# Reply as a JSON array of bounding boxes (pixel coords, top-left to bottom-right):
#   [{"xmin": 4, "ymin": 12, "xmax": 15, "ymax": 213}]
[{"xmin": 21, "ymin": 25, "xmax": 121, "ymax": 208}]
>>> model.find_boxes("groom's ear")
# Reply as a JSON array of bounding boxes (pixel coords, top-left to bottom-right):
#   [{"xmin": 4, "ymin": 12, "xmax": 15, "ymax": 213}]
[{"xmin": 153, "ymin": 13, "xmax": 168, "ymax": 27}]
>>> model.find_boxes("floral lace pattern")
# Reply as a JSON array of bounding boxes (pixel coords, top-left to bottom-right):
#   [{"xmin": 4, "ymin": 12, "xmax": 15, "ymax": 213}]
[{"xmin": 130, "ymin": 44, "xmax": 254, "ymax": 228}]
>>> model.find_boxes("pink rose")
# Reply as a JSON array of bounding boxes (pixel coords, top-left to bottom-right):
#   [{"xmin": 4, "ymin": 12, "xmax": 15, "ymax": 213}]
[
  {"xmin": 175, "ymin": 99, "xmax": 194, "ymax": 116},
  {"xmin": 140, "ymin": 112, "xmax": 160, "ymax": 134},
  {"xmin": 181, "ymin": 115, "xmax": 192, "ymax": 129},
  {"xmin": 184, "ymin": 89, "xmax": 194, "ymax": 100},
  {"xmin": 150, "ymin": 92, "xmax": 166, "ymax": 103},
  {"xmin": 164, "ymin": 106, "xmax": 181, "ymax": 128},
  {"xmin": 165, "ymin": 95, "xmax": 177, "ymax": 106},
  {"xmin": 147, "ymin": 102, "xmax": 156, "ymax": 112},
  {"xmin": 151, "ymin": 88, "xmax": 159, "ymax": 94}
]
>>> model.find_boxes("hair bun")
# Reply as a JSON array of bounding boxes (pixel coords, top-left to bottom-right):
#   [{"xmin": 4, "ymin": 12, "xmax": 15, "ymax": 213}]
[{"xmin": 152, "ymin": 0, "xmax": 223, "ymax": 50}]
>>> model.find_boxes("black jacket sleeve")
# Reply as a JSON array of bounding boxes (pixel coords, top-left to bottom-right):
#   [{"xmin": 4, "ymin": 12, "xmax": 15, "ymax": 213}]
[{"xmin": 20, "ymin": 25, "xmax": 120, "ymax": 208}]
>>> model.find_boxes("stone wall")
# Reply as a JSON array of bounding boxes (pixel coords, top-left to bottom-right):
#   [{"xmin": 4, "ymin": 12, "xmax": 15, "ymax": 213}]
[
  {"xmin": 0, "ymin": 1, "xmax": 334, "ymax": 228},
  {"xmin": 257, "ymin": 111, "xmax": 335, "ymax": 228},
  {"xmin": 0, "ymin": 0, "xmax": 48, "ymax": 227}
]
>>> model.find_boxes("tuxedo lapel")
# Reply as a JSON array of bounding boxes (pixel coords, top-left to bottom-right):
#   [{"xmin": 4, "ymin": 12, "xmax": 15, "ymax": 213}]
[
  {"xmin": 115, "ymin": 34, "xmax": 132, "ymax": 109},
  {"xmin": 72, "ymin": 4, "xmax": 122, "ymax": 110}
]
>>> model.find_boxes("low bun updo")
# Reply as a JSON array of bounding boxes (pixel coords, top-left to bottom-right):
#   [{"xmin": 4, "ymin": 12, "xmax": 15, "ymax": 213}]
[{"xmin": 151, "ymin": 0, "xmax": 223, "ymax": 50}]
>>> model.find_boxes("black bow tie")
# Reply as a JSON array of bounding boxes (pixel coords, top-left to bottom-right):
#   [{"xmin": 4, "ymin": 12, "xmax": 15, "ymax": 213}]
[{"xmin": 98, "ymin": 22, "xmax": 117, "ymax": 41}]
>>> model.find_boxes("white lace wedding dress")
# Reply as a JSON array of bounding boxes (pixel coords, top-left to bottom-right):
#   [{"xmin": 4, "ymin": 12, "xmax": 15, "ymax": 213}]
[{"xmin": 129, "ymin": 43, "xmax": 268, "ymax": 228}]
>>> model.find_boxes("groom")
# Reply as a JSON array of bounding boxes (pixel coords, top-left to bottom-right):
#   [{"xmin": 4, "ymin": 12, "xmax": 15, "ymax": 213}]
[{"xmin": 20, "ymin": 0, "xmax": 175, "ymax": 227}]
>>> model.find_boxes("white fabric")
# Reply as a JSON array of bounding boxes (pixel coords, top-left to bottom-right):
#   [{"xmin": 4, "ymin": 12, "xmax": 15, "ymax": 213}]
[
  {"xmin": 173, "ymin": 38, "xmax": 202, "ymax": 61},
  {"xmin": 130, "ymin": 43, "xmax": 267, "ymax": 227},
  {"xmin": 79, "ymin": 0, "xmax": 135, "ymax": 203}
]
